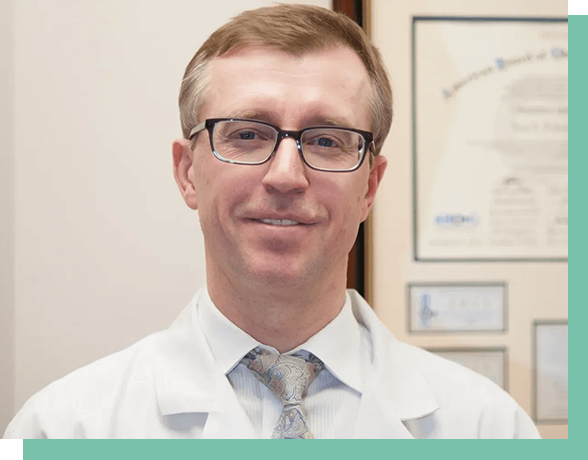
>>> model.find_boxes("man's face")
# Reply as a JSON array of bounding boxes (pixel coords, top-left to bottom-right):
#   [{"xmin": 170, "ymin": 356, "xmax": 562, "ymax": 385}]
[{"xmin": 174, "ymin": 46, "xmax": 386, "ymax": 289}]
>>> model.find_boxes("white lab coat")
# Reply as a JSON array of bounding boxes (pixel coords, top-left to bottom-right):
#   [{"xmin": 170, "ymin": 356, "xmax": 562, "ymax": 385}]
[{"xmin": 4, "ymin": 290, "xmax": 540, "ymax": 439}]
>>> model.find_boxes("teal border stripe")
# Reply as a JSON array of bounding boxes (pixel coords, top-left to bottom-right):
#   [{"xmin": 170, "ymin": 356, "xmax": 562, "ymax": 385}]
[
  {"xmin": 20, "ymin": 439, "xmax": 571, "ymax": 459},
  {"xmin": 569, "ymin": 14, "xmax": 584, "ymax": 442}
]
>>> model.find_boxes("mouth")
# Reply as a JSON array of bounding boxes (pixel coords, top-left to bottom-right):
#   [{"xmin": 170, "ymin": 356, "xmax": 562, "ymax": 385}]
[
  {"xmin": 245, "ymin": 216, "xmax": 315, "ymax": 227},
  {"xmin": 258, "ymin": 218, "xmax": 304, "ymax": 226}
]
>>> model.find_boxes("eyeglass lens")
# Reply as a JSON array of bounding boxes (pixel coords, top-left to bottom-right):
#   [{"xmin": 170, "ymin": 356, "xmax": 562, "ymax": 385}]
[{"xmin": 212, "ymin": 120, "xmax": 365, "ymax": 170}]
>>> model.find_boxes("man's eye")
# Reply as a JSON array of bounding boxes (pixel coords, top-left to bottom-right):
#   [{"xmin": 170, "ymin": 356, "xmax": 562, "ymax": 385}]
[
  {"xmin": 239, "ymin": 131, "xmax": 257, "ymax": 140},
  {"xmin": 315, "ymin": 137, "xmax": 335, "ymax": 147}
]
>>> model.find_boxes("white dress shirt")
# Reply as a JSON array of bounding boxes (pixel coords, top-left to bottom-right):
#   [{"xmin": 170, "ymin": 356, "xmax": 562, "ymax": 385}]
[{"xmin": 198, "ymin": 289, "xmax": 371, "ymax": 438}]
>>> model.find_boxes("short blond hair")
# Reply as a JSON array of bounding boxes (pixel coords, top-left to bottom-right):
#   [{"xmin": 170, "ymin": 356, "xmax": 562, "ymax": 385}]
[{"xmin": 179, "ymin": 4, "xmax": 392, "ymax": 155}]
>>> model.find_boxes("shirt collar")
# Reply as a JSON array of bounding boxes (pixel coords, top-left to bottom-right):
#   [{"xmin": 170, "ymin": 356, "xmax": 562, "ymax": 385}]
[
  {"xmin": 198, "ymin": 289, "xmax": 365, "ymax": 394},
  {"xmin": 198, "ymin": 288, "xmax": 261, "ymax": 375},
  {"xmin": 290, "ymin": 292, "xmax": 365, "ymax": 393}
]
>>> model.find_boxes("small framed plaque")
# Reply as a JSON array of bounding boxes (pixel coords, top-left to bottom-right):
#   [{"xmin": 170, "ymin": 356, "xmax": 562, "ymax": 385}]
[
  {"xmin": 533, "ymin": 320, "xmax": 568, "ymax": 423},
  {"xmin": 407, "ymin": 283, "xmax": 507, "ymax": 333},
  {"xmin": 428, "ymin": 347, "xmax": 508, "ymax": 390}
]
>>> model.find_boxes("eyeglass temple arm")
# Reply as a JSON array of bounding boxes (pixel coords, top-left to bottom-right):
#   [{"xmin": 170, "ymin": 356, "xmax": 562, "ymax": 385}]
[{"xmin": 189, "ymin": 121, "xmax": 207, "ymax": 140}]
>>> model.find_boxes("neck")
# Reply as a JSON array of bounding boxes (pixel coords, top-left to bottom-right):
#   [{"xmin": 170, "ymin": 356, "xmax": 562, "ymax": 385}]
[{"xmin": 206, "ymin": 263, "xmax": 348, "ymax": 353}]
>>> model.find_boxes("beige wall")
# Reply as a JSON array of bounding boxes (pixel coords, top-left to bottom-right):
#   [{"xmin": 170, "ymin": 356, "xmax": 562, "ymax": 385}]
[
  {"xmin": 370, "ymin": 0, "xmax": 567, "ymax": 439},
  {"xmin": 1, "ymin": 0, "xmax": 329, "ymax": 435},
  {"xmin": 0, "ymin": 0, "xmax": 16, "ymax": 437}
]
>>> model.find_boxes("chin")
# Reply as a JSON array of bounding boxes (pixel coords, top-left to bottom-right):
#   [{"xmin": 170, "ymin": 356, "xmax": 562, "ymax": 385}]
[{"xmin": 243, "ymin": 258, "xmax": 314, "ymax": 290}]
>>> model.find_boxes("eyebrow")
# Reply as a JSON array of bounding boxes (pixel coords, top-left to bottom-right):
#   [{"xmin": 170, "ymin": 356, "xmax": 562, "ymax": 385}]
[
  {"xmin": 305, "ymin": 114, "xmax": 353, "ymax": 128},
  {"xmin": 225, "ymin": 110, "xmax": 354, "ymax": 129},
  {"xmin": 227, "ymin": 109, "xmax": 276, "ymax": 123}
]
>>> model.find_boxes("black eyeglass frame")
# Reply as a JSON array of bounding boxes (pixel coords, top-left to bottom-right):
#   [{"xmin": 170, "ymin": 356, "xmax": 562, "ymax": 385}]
[{"xmin": 188, "ymin": 118, "xmax": 375, "ymax": 173}]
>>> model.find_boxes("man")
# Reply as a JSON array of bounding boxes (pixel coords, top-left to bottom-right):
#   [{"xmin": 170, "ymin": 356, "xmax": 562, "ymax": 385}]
[{"xmin": 4, "ymin": 4, "xmax": 540, "ymax": 439}]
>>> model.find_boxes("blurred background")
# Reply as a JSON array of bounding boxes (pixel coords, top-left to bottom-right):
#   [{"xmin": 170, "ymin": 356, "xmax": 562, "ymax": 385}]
[{"xmin": 0, "ymin": 0, "xmax": 567, "ymax": 438}]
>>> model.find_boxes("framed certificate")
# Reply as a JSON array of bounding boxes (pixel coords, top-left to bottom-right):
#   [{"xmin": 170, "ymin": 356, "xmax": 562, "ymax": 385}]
[
  {"xmin": 428, "ymin": 347, "xmax": 508, "ymax": 390},
  {"xmin": 407, "ymin": 282, "xmax": 507, "ymax": 333},
  {"xmin": 413, "ymin": 17, "xmax": 568, "ymax": 261},
  {"xmin": 533, "ymin": 320, "xmax": 568, "ymax": 423}
]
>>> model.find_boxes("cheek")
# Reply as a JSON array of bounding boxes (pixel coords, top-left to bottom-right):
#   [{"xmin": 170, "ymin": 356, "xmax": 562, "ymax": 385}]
[
  {"xmin": 348, "ymin": 177, "xmax": 370, "ymax": 209},
  {"xmin": 197, "ymin": 164, "xmax": 214, "ymax": 189},
  {"xmin": 198, "ymin": 168, "xmax": 259, "ymax": 220},
  {"xmin": 324, "ymin": 175, "xmax": 368, "ymax": 213},
  {"xmin": 342, "ymin": 181, "xmax": 370, "ymax": 233},
  {"xmin": 326, "ymin": 187, "xmax": 366, "ymax": 233}
]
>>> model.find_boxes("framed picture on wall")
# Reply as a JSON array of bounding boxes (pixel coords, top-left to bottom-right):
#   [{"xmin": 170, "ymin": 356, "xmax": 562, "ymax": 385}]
[
  {"xmin": 427, "ymin": 347, "xmax": 508, "ymax": 390},
  {"xmin": 412, "ymin": 17, "xmax": 568, "ymax": 261},
  {"xmin": 533, "ymin": 320, "xmax": 568, "ymax": 423},
  {"xmin": 407, "ymin": 282, "xmax": 507, "ymax": 333}
]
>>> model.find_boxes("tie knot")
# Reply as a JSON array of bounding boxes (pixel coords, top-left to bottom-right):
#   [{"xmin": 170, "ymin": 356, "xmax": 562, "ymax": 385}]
[{"xmin": 241, "ymin": 347, "xmax": 324, "ymax": 406}]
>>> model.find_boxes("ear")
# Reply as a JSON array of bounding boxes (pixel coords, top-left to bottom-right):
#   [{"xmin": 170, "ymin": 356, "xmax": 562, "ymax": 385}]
[
  {"xmin": 172, "ymin": 138, "xmax": 198, "ymax": 210},
  {"xmin": 360, "ymin": 154, "xmax": 387, "ymax": 222}
]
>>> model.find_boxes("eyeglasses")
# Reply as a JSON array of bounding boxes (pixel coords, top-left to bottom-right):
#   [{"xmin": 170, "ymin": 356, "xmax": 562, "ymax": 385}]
[{"xmin": 189, "ymin": 118, "xmax": 374, "ymax": 172}]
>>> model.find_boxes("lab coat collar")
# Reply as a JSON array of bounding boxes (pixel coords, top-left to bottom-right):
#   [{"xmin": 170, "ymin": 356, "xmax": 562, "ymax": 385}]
[
  {"xmin": 153, "ymin": 290, "xmax": 257, "ymax": 438},
  {"xmin": 153, "ymin": 289, "xmax": 440, "ymax": 438},
  {"xmin": 347, "ymin": 290, "xmax": 440, "ymax": 422},
  {"xmin": 197, "ymin": 288, "xmax": 261, "ymax": 375},
  {"xmin": 153, "ymin": 291, "xmax": 219, "ymax": 416}
]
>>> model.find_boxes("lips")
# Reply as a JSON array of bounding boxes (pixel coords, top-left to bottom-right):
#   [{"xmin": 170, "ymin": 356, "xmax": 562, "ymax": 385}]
[
  {"xmin": 244, "ymin": 213, "xmax": 316, "ymax": 226},
  {"xmin": 259, "ymin": 218, "xmax": 302, "ymax": 226},
  {"xmin": 241, "ymin": 209, "xmax": 318, "ymax": 226}
]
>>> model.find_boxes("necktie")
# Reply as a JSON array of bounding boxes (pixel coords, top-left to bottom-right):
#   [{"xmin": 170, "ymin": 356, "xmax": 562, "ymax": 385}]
[{"xmin": 241, "ymin": 347, "xmax": 324, "ymax": 439}]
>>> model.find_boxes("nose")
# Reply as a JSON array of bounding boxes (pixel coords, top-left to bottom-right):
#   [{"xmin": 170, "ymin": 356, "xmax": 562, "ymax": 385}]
[{"xmin": 261, "ymin": 136, "xmax": 310, "ymax": 194}]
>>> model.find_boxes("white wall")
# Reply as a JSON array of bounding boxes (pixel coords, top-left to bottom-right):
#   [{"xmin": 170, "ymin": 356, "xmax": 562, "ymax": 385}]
[{"xmin": 2, "ymin": 0, "xmax": 329, "ymax": 434}]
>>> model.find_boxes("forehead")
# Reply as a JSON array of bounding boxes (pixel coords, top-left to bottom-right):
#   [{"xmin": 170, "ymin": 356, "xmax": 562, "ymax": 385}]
[{"xmin": 201, "ymin": 45, "xmax": 372, "ymax": 130}]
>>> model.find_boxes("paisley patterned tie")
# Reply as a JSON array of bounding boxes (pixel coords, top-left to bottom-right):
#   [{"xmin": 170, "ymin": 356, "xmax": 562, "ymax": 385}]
[{"xmin": 241, "ymin": 347, "xmax": 324, "ymax": 439}]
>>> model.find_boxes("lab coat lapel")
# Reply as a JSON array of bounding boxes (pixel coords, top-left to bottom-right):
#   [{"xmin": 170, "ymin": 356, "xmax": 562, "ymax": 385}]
[
  {"xmin": 349, "ymin": 290, "xmax": 440, "ymax": 439},
  {"xmin": 154, "ymin": 291, "xmax": 256, "ymax": 438},
  {"xmin": 353, "ymin": 372, "xmax": 415, "ymax": 439},
  {"xmin": 201, "ymin": 376, "xmax": 256, "ymax": 439}
]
